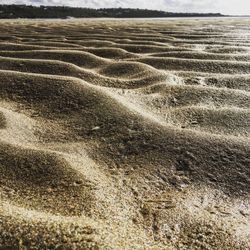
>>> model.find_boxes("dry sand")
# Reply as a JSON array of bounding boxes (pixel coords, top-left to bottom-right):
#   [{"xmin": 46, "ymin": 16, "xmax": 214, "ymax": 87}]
[{"xmin": 0, "ymin": 18, "xmax": 249, "ymax": 249}]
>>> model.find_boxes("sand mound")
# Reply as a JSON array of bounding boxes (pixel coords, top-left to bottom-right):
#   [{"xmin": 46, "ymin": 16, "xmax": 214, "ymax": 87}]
[
  {"xmin": 206, "ymin": 46, "xmax": 250, "ymax": 54},
  {"xmin": 0, "ymin": 50, "xmax": 110, "ymax": 68},
  {"xmin": 0, "ymin": 56, "xmax": 83, "ymax": 76},
  {"xmin": 0, "ymin": 141, "xmax": 95, "ymax": 216},
  {"xmin": 204, "ymin": 76, "xmax": 250, "ymax": 91},
  {"xmin": 85, "ymin": 47, "xmax": 138, "ymax": 59},
  {"xmin": 133, "ymin": 57, "xmax": 250, "ymax": 74},
  {"xmin": 72, "ymin": 39, "xmax": 116, "ymax": 47},
  {"xmin": 150, "ymin": 51, "xmax": 250, "ymax": 61},
  {"xmin": 166, "ymin": 106, "xmax": 250, "ymax": 137},
  {"xmin": 138, "ymin": 84, "xmax": 250, "ymax": 109},
  {"xmin": 0, "ymin": 18, "xmax": 249, "ymax": 249},
  {"xmin": 22, "ymin": 41, "xmax": 84, "ymax": 48},
  {"xmin": 117, "ymin": 44, "xmax": 172, "ymax": 53},
  {"xmin": 0, "ymin": 42, "xmax": 58, "ymax": 51},
  {"xmin": 99, "ymin": 61, "xmax": 163, "ymax": 79}
]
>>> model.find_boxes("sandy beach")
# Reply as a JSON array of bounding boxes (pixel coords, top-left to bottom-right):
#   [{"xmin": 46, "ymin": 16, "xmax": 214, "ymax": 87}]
[{"xmin": 0, "ymin": 18, "xmax": 249, "ymax": 249}]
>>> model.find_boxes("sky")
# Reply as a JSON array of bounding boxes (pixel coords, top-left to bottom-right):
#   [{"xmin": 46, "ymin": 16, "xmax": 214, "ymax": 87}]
[{"xmin": 1, "ymin": 0, "xmax": 250, "ymax": 15}]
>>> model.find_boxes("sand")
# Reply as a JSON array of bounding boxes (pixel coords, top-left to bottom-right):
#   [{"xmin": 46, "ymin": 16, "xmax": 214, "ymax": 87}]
[{"xmin": 0, "ymin": 18, "xmax": 249, "ymax": 249}]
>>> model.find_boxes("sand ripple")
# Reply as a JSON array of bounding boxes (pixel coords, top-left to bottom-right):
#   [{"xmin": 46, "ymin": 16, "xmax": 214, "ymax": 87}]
[{"xmin": 0, "ymin": 18, "xmax": 249, "ymax": 249}]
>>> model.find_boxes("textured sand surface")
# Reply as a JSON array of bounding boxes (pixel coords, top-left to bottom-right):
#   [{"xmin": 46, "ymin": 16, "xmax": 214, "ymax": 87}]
[{"xmin": 0, "ymin": 18, "xmax": 249, "ymax": 249}]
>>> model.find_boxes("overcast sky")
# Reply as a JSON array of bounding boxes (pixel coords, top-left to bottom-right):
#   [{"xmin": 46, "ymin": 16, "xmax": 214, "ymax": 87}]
[{"xmin": 1, "ymin": 0, "xmax": 250, "ymax": 15}]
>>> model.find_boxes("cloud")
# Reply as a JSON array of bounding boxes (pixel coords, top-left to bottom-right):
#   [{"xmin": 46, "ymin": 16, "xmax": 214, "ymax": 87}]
[{"xmin": 1, "ymin": 0, "xmax": 250, "ymax": 14}]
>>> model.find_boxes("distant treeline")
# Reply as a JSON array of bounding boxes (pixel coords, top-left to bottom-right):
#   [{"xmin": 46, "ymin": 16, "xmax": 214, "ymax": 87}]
[{"xmin": 0, "ymin": 5, "xmax": 223, "ymax": 19}]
